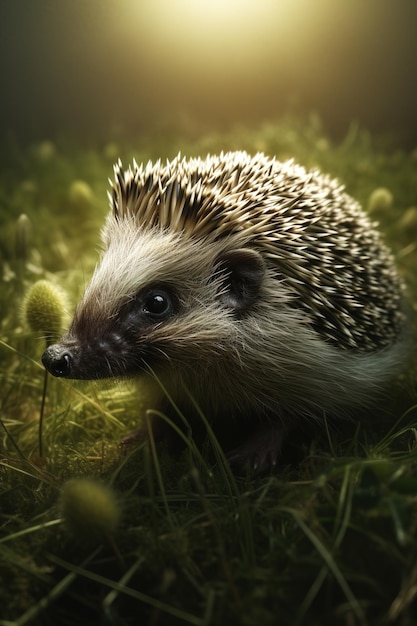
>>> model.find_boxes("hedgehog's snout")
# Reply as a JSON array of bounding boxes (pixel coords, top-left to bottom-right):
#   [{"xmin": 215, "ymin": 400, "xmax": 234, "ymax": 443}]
[{"xmin": 42, "ymin": 344, "xmax": 73, "ymax": 378}]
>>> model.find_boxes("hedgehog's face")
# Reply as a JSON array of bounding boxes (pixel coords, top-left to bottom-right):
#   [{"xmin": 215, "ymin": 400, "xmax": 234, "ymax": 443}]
[{"xmin": 42, "ymin": 221, "xmax": 265, "ymax": 380}]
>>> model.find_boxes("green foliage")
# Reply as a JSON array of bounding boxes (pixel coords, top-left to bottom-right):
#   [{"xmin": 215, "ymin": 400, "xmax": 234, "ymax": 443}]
[{"xmin": 1, "ymin": 117, "xmax": 417, "ymax": 625}]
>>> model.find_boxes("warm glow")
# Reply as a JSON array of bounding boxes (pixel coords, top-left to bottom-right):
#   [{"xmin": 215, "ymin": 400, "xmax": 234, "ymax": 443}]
[
  {"xmin": 154, "ymin": 0, "xmax": 276, "ymax": 36},
  {"xmin": 2, "ymin": 1, "xmax": 414, "ymax": 145},
  {"xmin": 125, "ymin": 0, "xmax": 307, "ymax": 88},
  {"xmin": 110, "ymin": 0, "xmax": 330, "ymax": 124},
  {"xmin": 138, "ymin": 0, "xmax": 300, "ymax": 47},
  {"xmin": 169, "ymin": 0, "xmax": 261, "ymax": 19}
]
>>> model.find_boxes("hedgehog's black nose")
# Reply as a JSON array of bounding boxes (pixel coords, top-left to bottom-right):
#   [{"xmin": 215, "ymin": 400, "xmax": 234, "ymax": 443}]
[{"xmin": 42, "ymin": 344, "xmax": 72, "ymax": 377}]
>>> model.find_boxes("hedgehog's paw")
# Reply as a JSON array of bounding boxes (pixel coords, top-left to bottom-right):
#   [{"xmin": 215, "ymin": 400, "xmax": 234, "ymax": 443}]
[
  {"xmin": 226, "ymin": 423, "xmax": 285, "ymax": 474},
  {"xmin": 119, "ymin": 415, "xmax": 182, "ymax": 455}
]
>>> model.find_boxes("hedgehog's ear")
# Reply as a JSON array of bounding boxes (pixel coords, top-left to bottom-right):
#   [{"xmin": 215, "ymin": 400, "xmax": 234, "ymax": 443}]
[{"xmin": 215, "ymin": 249, "xmax": 265, "ymax": 312}]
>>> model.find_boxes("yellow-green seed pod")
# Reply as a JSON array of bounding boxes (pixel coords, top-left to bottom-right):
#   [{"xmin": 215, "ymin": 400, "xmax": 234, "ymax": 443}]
[
  {"xmin": 23, "ymin": 279, "xmax": 66, "ymax": 343},
  {"xmin": 68, "ymin": 180, "xmax": 94, "ymax": 210},
  {"xmin": 60, "ymin": 478, "xmax": 121, "ymax": 542},
  {"xmin": 367, "ymin": 187, "xmax": 394, "ymax": 215}
]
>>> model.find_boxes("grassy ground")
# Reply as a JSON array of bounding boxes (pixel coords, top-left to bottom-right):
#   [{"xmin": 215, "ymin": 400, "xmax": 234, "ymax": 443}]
[{"xmin": 1, "ymin": 116, "xmax": 417, "ymax": 625}]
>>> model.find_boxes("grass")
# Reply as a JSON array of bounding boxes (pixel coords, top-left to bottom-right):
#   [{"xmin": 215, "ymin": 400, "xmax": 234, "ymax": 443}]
[{"xmin": 1, "ymin": 115, "xmax": 417, "ymax": 625}]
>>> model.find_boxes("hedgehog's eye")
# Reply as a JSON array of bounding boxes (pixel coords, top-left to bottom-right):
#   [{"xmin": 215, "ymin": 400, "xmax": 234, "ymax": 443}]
[{"xmin": 142, "ymin": 289, "xmax": 174, "ymax": 320}]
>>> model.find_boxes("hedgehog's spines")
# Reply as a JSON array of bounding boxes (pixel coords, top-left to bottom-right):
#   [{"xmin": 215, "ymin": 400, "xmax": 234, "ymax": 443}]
[{"xmin": 107, "ymin": 151, "xmax": 404, "ymax": 353}]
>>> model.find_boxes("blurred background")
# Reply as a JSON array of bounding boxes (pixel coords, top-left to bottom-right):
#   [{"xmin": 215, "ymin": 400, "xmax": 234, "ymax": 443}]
[{"xmin": 1, "ymin": 0, "xmax": 417, "ymax": 147}]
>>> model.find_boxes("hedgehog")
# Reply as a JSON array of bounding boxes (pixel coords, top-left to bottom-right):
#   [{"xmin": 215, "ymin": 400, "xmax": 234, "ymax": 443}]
[{"xmin": 42, "ymin": 151, "xmax": 407, "ymax": 471}]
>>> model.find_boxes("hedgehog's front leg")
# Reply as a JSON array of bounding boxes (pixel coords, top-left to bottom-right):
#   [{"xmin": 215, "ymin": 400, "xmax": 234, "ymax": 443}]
[{"xmin": 119, "ymin": 411, "xmax": 184, "ymax": 454}]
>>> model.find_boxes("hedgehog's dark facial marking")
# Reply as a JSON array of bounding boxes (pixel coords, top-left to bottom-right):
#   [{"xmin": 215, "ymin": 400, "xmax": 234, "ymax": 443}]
[
  {"xmin": 215, "ymin": 248, "xmax": 265, "ymax": 313},
  {"xmin": 43, "ymin": 283, "xmax": 181, "ymax": 380}
]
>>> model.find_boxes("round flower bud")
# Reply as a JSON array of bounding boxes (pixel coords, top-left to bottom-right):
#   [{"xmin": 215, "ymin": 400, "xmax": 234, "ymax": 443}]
[
  {"xmin": 23, "ymin": 280, "xmax": 66, "ymax": 343},
  {"xmin": 367, "ymin": 187, "xmax": 394, "ymax": 215},
  {"xmin": 60, "ymin": 478, "xmax": 121, "ymax": 543},
  {"xmin": 68, "ymin": 180, "xmax": 94, "ymax": 210}
]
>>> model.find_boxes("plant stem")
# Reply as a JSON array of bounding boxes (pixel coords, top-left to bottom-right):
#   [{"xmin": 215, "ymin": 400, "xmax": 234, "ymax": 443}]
[{"xmin": 39, "ymin": 368, "xmax": 48, "ymax": 458}]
